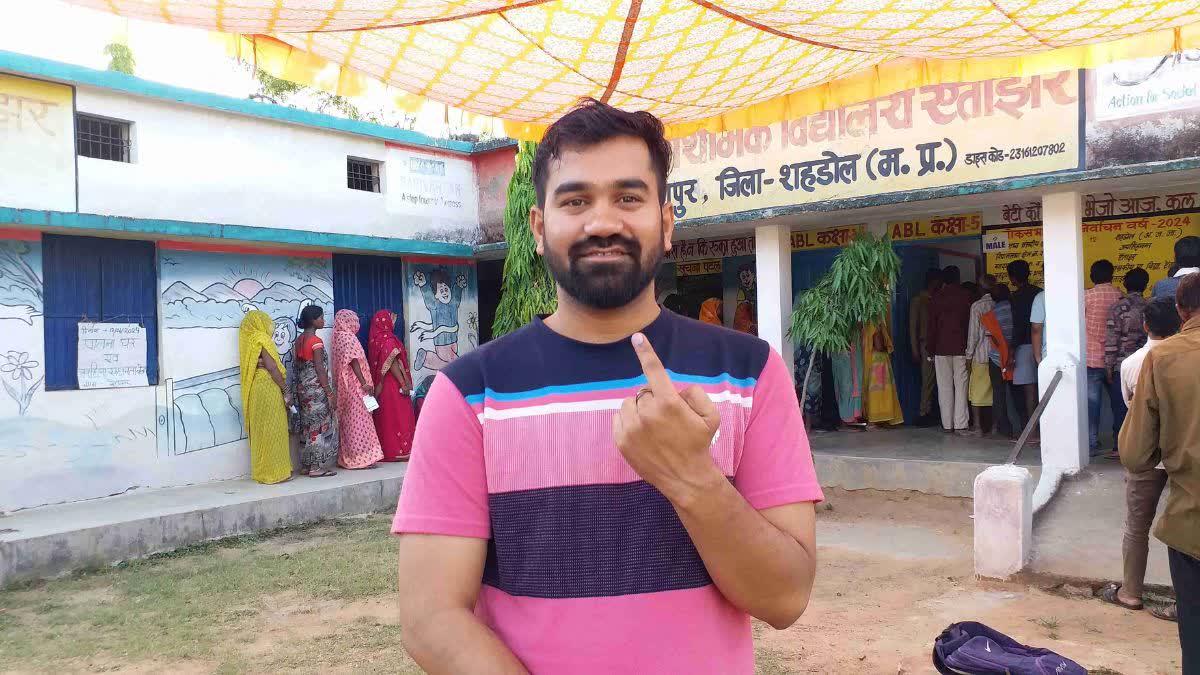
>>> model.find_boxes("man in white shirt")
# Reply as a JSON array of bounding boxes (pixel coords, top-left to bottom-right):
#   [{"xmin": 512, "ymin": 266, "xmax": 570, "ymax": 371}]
[{"xmin": 1103, "ymin": 296, "xmax": 1181, "ymax": 619}]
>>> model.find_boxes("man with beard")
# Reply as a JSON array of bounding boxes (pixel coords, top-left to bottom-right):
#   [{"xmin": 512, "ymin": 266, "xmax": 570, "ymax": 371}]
[{"xmin": 392, "ymin": 99, "xmax": 822, "ymax": 674}]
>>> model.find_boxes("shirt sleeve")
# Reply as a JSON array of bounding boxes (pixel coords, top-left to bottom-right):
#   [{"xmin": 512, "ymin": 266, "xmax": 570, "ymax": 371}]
[
  {"xmin": 734, "ymin": 348, "xmax": 825, "ymax": 510},
  {"xmin": 391, "ymin": 372, "xmax": 490, "ymax": 538},
  {"xmin": 1119, "ymin": 355, "xmax": 1136, "ymax": 407},
  {"xmin": 1029, "ymin": 292, "xmax": 1046, "ymax": 324},
  {"xmin": 1118, "ymin": 350, "xmax": 1161, "ymax": 472}
]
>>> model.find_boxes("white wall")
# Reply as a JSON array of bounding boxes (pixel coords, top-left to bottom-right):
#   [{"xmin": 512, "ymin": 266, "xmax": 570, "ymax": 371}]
[
  {"xmin": 73, "ymin": 87, "xmax": 483, "ymax": 244},
  {"xmin": 0, "ymin": 74, "xmax": 75, "ymax": 211}
]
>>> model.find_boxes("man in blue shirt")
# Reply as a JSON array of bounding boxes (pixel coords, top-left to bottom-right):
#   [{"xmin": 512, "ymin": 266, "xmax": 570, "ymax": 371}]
[{"xmin": 1152, "ymin": 236, "xmax": 1200, "ymax": 299}]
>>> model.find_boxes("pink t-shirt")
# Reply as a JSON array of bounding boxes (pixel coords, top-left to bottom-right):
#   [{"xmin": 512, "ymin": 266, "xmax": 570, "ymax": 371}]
[{"xmin": 393, "ymin": 311, "xmax": 823, "ymax": 673}]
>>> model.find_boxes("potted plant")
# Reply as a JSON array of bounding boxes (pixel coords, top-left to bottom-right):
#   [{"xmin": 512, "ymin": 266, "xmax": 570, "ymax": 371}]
[{"xmin": 789, "ymin": 232, "xmax": 900, "ymax": 412}]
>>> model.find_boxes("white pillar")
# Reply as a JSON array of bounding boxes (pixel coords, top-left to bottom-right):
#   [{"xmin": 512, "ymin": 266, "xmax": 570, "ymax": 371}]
[
  {"xmin": 1039, "ymin": 191, "xmax": 1088, "ymax": 473},
  {"xmin": 755, "ymin": 224, "xmax": 794, "ymax": 378},
  {"xmin": 974, "ymin": 465, "xmax": 1034, "ymax": 579}
]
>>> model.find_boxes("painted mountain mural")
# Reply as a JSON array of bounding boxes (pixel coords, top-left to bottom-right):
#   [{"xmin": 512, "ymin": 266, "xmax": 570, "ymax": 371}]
[
  {"xmin": 162, "ymin": 279, "xmax": 336, "ymax": 329},
  {"xmin": 159, "ymin": 250, "xmax": 336, "ymax": 330}
]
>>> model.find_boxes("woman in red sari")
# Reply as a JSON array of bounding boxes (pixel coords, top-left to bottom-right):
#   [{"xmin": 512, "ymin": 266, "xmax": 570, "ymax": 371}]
[{"xmin": 368, "ymin": 310, "xmax": 416, "ymax": 461}]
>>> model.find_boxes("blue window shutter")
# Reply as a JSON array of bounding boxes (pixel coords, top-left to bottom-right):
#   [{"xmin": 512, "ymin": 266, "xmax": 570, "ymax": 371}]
[
  {"xmin": 99, "ymin": 238, "xmax": 159, "ymax": 384},
  {"xmin": 43, "ymin": 235, "xmax": 158, "ymax": 389},
  {"xmin": 332, "ymin": 254, "xmax": 405, "ymax": 349}
]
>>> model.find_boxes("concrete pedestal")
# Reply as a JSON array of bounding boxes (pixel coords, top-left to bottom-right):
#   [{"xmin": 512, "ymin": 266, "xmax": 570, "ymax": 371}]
[{"xmin": 973, "ymin": 465, "xmax": 1034, "ymax": 580}]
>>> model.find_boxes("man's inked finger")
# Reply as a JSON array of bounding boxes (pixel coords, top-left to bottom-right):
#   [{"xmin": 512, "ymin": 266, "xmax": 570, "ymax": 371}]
[{"xmin": 631, "ymin": 333, "xmax": 676, "ymax": 399}]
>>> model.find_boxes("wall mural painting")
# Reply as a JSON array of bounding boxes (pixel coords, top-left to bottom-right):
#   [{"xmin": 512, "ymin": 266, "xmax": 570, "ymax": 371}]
[
  {"xmin": 724, "ymin": 256, "xmax": 758, "ymax": 335},
  {"xmin": 403, "ymin": 261, "xmax": 478, "ymax": 403},
  {"xmin": 0, "ymin": 239, "xmax": 43, "ymax": 416},
  {"xmin": 157, "ymin": 249, "xmax": 334, "ymax": 456}
]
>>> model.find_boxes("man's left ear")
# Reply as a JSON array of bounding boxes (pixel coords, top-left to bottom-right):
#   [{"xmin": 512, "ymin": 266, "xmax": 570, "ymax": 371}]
[{"xmin": 660, "ymin": 200, "xmax": 675, "ymax": 253}]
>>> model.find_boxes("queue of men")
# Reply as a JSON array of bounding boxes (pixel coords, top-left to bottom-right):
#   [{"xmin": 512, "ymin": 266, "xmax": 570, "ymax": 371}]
[{"xmin": 912, "ymin": 235, "xmax": 1200, "ymax": 669}]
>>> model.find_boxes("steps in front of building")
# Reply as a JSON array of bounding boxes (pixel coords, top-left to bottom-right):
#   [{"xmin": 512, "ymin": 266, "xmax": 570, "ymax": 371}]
[{"xmin": 0, "ymin": 463, "xmax": 407, "ymax": 589}]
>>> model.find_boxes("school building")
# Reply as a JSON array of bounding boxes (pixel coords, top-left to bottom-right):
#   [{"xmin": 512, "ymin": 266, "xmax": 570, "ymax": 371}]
[{"xmin": 4, "ymin": 48, "xmax": 1200, "ymax": 513}]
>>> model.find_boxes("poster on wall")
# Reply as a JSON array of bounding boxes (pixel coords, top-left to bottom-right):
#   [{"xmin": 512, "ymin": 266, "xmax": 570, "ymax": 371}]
[
  {"xmin": 666, "ymin": 71, "xmax": 1081, "ymax": 221},
  {"xmin": 156, "ymin": 247, "xmax": 335, "ymax": 456},
  {"xmin": 77, "ymin": 323, "xmax": 148, "ymax": 390},
  {"xmin": 403, "ymin": 260, "xmax": 478, "ymax": 402},
  {"xmin": 0, "ymin": 74, "xmax": 76, "ymax": 211},
  {"xmin": 722, "ymin": 256, "xmax": 758, "ymax": 334},
  {"xmin": 983, "ymin": 190, "xmax": 1200, "ymax": 289},
  {"xmin": 1088, "ymin": 52, "xmax": 1200, "ymax": 168}
]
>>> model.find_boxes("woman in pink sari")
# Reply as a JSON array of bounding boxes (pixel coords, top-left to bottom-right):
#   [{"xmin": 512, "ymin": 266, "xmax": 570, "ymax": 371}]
[
  {"xmin": 368, "ymin": 309, "xmax": 416, "ymax": 461},
  {"xmin": 332, "ymin": 309, "xmax": 383, "ymax": 469}
]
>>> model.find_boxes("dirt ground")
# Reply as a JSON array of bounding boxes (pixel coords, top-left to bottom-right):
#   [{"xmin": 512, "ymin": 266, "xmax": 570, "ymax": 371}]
[
  {"xmin": 761, "ymin": 489, "xmax": 1182, "ymax": 674},
  {"xmin": 0, "ymin": 489, "xmax": 1183, "ymax": 674}
]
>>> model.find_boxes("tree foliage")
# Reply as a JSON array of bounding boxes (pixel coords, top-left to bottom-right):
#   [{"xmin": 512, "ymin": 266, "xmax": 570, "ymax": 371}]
[
  {"xmin": 247, "ymin": 66, "xmax": 417, "ymax": 130},
  {"xmin": 789, "ymin": 232, "xmax": 901, "ymax": 406},
  {"xmin": 492, "ymin": 141, "xmax": 556, "ymax": 337},
  {"xmin": 103, "ymin": 43, "xmax": 135, "ymax": 75}
]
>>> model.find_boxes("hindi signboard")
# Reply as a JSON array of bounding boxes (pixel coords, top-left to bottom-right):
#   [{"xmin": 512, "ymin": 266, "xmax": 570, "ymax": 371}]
[
  {"xmin": 77, "ymin": 323, "xmax": 149, "ymax": 390},
  {"xmin": 984, "ymin": 210, "xmax": 1200, "ymax": 290},
  {"xmin": 676, "ymin": 259, "xmax": 723, "ymax": 277},
  {"xmin": 887, "ymin": 212, "xmax": 982, "ymax": 242},
  {"xmin": 791, "ymin": 224, "xmax": 864, "ymax": 251},
  {"xmin": 665, "ymin": 71, "xmax": 1080, "ymax": 221}
]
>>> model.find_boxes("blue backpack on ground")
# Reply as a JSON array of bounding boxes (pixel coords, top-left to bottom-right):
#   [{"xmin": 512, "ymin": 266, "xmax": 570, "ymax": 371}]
[{"xmin": 932, "ymin": 621, "xmax": 1087, "ymax": 674}]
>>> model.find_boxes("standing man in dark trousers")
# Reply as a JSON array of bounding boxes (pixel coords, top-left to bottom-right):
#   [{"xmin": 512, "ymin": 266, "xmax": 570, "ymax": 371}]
[
  {"xmin": 910, "ymin": 269, "xmax": 942, "ymax": 426},
  {"xmin": 1121, "ymin": 273, "xmax": 1200, "ymax": 673},
  {"xmin": 1006, "ymin": 259, "xmax": 1042, "ymax": 442}
]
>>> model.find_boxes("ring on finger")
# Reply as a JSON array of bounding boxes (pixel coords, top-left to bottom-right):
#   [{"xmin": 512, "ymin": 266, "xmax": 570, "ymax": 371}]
[{"xmin": 635, "ymin": 388, "xmax": 653, "ymax": 407}]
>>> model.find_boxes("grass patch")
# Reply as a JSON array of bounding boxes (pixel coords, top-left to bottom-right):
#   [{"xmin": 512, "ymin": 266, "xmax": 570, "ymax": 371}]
[{"xmin": 0, "ymin": 515, "xmax": 399, "ymax": 671}]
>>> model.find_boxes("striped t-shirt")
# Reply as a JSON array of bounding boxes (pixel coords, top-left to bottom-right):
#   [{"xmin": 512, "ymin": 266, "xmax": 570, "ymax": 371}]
[{"xmin": 392, "ymin": 309, "xmax": 823, "ymax": 673}]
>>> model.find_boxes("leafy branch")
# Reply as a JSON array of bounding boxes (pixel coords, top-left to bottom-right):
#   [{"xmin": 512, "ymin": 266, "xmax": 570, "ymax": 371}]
[{"xmin": 788, "ymin": 232, "xmax": 900, "ymax": 409}]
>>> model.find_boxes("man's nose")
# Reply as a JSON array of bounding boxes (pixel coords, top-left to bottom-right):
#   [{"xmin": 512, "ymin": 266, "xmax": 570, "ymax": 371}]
[{"xmin": 582, "ymin": 202, "xmax": 625, "ymax": 238}]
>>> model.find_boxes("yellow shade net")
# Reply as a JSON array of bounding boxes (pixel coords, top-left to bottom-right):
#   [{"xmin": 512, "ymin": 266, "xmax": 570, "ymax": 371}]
[{"xmin": 66, "ymin": 1, "xmax": 1200, "ymax": 140}]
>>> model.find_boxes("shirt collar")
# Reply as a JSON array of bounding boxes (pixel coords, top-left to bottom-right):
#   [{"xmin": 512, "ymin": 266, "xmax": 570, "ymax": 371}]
[{"xmin": 1176, "ymin": 267, "xmax": 1200, "ymax": 277}]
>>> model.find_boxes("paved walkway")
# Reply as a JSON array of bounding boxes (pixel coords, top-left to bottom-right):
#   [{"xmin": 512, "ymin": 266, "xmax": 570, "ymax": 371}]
[
  {"xmin": 812, "ymin": 427, "xmax": 1039, "ymax": 498},
  {"xmin": 1031, "ymin": 459, "xmax": 1171, "ymax": 587},
  {"xmin": 0, "ymin": 463, "xmax": 407, "ymax": 588}
]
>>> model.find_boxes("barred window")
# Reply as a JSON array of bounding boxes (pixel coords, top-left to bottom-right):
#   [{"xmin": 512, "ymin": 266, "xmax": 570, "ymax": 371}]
[
  {"xmin": 76, "ymin": 114, "xmax": 131, "ymax": 163},
  {"xmin": 347, "ymin": 157, "xmax": 382, "ymax": 193}
]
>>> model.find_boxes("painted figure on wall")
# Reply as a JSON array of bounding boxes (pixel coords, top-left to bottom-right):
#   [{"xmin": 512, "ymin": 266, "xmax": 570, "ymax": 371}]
[
  {"xmin": 410, "ymin": 267, "xmax": 468, "ymax": 372},
  {"xmin": 404, "ymin": 261, "xmax": 478, "ymax": 413},
  {"xmin": 734, "ymin": 263, "xmax": 757, "ymax": 334}
]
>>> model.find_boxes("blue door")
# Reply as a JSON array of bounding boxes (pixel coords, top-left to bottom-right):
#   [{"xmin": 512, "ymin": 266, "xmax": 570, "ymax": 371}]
[
  {"xmin": 892, "ymin": 246, "xmax": 940, "ymax": 424},
  {"xmin": 332, "ymin": 254, "xmax": 406, "ymax": 349}
]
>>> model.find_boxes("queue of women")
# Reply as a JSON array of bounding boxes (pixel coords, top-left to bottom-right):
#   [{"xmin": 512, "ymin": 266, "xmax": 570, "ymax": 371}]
[{"xmin": 237, "ymin": 306, "xmax": 417, "ymax": 484}]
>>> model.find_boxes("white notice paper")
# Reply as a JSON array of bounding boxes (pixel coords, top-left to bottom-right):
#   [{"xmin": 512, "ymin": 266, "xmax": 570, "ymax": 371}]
[{"xmin": 77, "ymin": 322, "xmax": 149, "ymax": 390}]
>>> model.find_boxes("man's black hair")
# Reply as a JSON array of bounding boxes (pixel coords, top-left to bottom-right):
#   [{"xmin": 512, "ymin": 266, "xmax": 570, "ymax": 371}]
[
  {"xmin": 1144, "ymin": 295, "xmax": 1182, "ymax": 338},
  {"xmin": 531, "ymin": 98, "xmax": 672, "ymax": 208}
]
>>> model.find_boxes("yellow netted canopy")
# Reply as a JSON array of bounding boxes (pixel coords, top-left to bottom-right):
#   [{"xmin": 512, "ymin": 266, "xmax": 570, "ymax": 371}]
[{"xmin": 66, "ymin": 1, "xmax": 1200, "ymax": 138}]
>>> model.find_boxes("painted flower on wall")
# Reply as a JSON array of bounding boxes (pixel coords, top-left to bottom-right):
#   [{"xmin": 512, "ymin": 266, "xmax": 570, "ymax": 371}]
[
  {"xmin": 1, "ymin": 350, "xmax": 42, "ymax": 415},
  {"xmin": 2, "ymin": 351, "xmax": 38, "ymax": 381}
]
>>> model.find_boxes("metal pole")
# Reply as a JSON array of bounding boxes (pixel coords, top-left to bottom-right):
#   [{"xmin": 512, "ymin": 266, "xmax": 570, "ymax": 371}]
[{"xmin": 1006, "ymin": 369, "xmax": 1064, "ymax": 466}]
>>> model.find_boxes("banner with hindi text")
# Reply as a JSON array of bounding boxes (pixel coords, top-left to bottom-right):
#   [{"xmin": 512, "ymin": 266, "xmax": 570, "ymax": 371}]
[{"xmin": 665, "ymin": 71, "xmax": 1081, "ymax": 221}]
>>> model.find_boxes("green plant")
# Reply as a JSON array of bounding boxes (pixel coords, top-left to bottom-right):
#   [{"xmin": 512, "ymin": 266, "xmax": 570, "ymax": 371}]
[
  {"xmin": 788, "ymin": 232, "xmax": 900, "ymax": 409},
  {"xmin": 492, "ymin": 141, "xmax": 556, "ymax": 337},
  {"xmin": 103, "ymin": 43, "xmax": 135, "ymax": 75}
]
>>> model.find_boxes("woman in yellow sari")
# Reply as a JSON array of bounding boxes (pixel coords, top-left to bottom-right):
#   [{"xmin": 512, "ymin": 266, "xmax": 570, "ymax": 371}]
[
  {"xmin": 862, "ymin": 314, "xmax": 904, "ymax": 427},
  {"xmin": 239, "ymin": 310, "xmax": 293, "ymax": 484}
]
